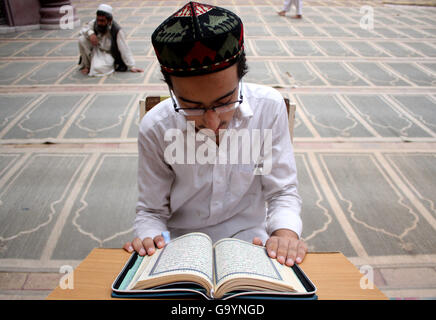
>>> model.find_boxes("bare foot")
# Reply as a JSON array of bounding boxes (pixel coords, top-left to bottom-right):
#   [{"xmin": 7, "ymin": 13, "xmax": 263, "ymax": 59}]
[
  {"xmin": 80, "ymin": 67, "xmax": 89, "ymax": 75},
  {"xmin": 296, "ymin": 14, "xmax": 302, "ymax": 19},
  {"xmin": 277, "ymin": 10, "xmax": 286, "ymax": 16},
  {"xmin": 130, "ymin": 67, "xmax": 144, "ymax": 73}
]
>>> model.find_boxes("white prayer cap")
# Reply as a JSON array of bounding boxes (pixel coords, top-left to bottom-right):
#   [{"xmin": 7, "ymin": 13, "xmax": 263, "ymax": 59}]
[{"xmin": 97, "ymin": 4, "xmax": 113, "ymax": 15}]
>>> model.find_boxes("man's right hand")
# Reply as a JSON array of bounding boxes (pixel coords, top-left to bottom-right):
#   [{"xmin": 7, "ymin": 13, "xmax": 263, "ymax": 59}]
[
  {"xmin": 123, "ymin": 235, "xmax": 166, "ymax": 256},
  {"xmin": 89, "ymin": 33, "xmax": 98, "ymax": 46}
]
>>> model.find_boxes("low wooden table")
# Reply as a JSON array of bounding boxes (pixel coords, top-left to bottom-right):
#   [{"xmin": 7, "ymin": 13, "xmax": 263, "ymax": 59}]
[{"xmin": 46, "ymin": 248, "xmax": 387, "ymax": 300}]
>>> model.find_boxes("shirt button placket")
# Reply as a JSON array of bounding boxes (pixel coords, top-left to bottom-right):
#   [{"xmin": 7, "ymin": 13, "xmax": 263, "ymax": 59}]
[{"xmin": 210, "ymin": 164, "xmax": 225, "ymax": 222}]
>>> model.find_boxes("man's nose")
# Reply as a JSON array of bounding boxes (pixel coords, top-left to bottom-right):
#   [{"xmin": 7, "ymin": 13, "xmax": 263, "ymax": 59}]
[{"xmin": 203, "ymin": 109, "xmax": 220, "ymax": 132}]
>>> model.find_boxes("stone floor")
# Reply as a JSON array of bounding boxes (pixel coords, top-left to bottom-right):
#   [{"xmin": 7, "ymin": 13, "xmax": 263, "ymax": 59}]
[{"xmin": 0, "ymin": 0, "xmax": 435, "ymax": 300}]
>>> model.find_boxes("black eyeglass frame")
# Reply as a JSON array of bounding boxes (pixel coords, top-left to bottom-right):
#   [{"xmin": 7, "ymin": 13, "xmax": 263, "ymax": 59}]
[{"xmin": 169, "ymin": 81, "xmax": 243, "ymax": 116}]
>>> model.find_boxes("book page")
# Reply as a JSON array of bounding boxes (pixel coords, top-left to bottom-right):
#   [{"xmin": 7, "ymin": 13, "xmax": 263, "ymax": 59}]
[
  {"xmin": 135, "ymin": 232, "xmax": 214, "ymax": 285},
  {"xmin": 126, "ymin": 254, "xmax": 151, "ymax": 290},
  {"xmin": 213, "ymin": 238, "xmax": 307, "ymax": 293},
  {"xmin": 213, "ymin": 238, "xmax": 283, "ymax": 285}
]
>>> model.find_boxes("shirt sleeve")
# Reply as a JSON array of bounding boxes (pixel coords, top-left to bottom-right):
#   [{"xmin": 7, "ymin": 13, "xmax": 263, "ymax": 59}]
[
  {"xmin": 116, "ymin": 29, "xmax": 136, "ymax": 69},
  {"xmin": 80, "ymin": 19, "xmax": 95, "ymax": 38},
  {"xmin": 261, "ymin": 97, "xmax": 303, "ymax": 238},
  {"xmin": 134, "ymin": 120, "xmax": 175, "ymax": 240}
]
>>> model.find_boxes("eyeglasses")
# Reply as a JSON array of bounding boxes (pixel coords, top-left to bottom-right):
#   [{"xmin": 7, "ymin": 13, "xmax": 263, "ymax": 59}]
[{"xmin": 170, "ymin": 81, "xmax": 243, "ymax": 116}]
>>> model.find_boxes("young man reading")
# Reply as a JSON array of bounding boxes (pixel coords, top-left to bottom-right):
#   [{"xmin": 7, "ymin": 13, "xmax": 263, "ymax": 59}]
[{"xmin": 123, "ymin": 2, "xmax": 307, "ymax": 267}]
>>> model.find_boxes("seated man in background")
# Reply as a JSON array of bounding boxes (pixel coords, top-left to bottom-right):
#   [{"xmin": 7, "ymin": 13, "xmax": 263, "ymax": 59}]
[
  {"xmin": 78, "ymin": 4, "xmax": 143, "ymax": 76},
  {"xmin": 123, "ymin": 1, "xmax": 307, "ymax": 267}
]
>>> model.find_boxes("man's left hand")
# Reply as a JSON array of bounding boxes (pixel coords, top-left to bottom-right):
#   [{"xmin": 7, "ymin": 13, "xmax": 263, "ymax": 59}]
[
  {"xmin": 130, "ymin": 67, "xmax": 144, "ymax": 73},
  {"xmin": 253, "ymin": 229, "xmax": 307, "ymax": 266}
]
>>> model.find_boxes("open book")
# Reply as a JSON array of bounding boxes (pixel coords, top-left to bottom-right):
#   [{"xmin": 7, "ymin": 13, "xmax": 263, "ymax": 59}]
[{"xmin": 112, "ymin": 232, "xmax": 316, "ymax": 300}]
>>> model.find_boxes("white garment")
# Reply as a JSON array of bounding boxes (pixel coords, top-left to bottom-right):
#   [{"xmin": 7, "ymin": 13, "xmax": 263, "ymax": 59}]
[
  {"xmin": 135, "ymin": 83, "xmax": 302, "ymax": 244},
  {"xmin": 89, "ymin": 44, "xmax": 114, "ymax": 77},
  {"xmin": 78, "ymin": 19, "xmax": 135, "ymax": 77},
  {"xmin": 282, "ymin": 0, "xmax": 303, "ymax": 15}
]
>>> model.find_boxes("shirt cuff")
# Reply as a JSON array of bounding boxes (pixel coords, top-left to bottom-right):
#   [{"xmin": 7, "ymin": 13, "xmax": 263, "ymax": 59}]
[
  {"xmin": 134, "ymin": 212, "xmax": 168, "ymax": 241},
  {"xmin": 266, "ymin": 209, "xmax": 302, "ymax": 239}
]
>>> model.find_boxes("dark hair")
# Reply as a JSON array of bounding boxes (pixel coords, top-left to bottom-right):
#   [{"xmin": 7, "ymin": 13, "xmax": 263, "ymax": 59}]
[
  {"xmin": 162, "ymin": 51, "xmax": 248, "ymax": 89},
  {"xmin": 96, "ymin": 10, "xmax": 113, "ymax": 21}
]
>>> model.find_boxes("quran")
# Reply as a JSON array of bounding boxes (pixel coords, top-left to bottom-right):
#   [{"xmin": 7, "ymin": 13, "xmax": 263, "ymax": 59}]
[{"xmin": 112, "ymin": 232, "xmax": 316, "ymax": 300}]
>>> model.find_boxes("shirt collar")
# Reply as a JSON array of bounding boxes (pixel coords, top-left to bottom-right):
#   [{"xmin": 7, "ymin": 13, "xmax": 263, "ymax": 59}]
[
  {"xmin": 231, "ymin": 82, "xmax": 253, "ymax": 127},
  {"xmin": 236, "ymin": 94, "xmax": 253, "ymax": 119},
  {"xmin": 173, "ymin": 109, "xmax": 188, "ymax": 132}
]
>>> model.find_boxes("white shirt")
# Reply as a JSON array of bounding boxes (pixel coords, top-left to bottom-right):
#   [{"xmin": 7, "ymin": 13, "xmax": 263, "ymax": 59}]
[
  {"xmin": 135, "ymin": 82, "xmax": 302, "ymax": 244},
  {"xmin": 80, "ymin": 19, "xmax": 135, "ymax": 76}
]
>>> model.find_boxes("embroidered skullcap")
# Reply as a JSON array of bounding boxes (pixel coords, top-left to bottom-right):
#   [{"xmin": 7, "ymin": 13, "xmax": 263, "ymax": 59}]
[
  {"xmin": 151, "ymin": 1, "xmax": 244, "ymax": 77},
  {"xmin": 97, "ymin": 4, "xmax": 113, "ymax": 15}
]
